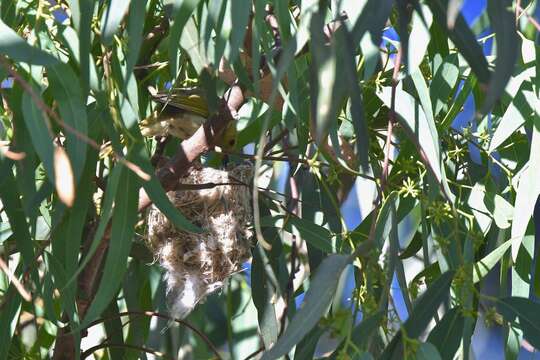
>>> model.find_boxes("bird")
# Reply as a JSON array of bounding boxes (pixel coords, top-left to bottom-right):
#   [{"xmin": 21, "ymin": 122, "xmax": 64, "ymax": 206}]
[{"xmin": 140, "ymin": 87, "xmax": 237, "ymax": 151}]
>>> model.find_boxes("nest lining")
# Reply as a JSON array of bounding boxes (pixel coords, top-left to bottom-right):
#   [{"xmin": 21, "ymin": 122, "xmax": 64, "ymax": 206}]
[{"xmin": 147, "ymin": 163, "xmax": 253, "ymax": 318}]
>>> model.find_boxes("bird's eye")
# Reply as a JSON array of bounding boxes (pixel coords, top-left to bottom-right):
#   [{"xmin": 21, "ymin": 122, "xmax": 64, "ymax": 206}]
[{"xmin": 229, "ymin": 139, "xmax": 236, "ymax": 146}]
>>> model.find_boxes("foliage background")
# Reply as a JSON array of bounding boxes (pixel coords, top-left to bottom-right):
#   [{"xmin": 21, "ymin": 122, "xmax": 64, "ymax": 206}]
[{"xmin": 1, "ymin": 0, "xmax": 540, "ymax": 359}]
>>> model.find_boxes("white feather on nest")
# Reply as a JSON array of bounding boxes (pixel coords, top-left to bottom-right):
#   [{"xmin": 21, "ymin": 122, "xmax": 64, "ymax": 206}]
[{"xmin": 147, "ymin": 163, "xmax": 253, "ymax": 318}]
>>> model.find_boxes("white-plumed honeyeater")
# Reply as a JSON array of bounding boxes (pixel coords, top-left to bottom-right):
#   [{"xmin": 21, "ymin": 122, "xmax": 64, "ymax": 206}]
[{"xmin": 140, "ymin": 88, "xmax": 237, "ymax": 151}]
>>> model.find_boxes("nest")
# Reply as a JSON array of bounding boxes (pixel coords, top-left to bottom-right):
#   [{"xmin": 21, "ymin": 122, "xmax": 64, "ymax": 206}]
[{"xmin": 147, "ymin": 163, "xmax": 253, "ymax": 319}]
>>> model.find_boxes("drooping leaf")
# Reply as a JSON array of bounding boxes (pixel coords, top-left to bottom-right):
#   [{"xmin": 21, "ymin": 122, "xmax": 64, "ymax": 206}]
[
  {"xmin": 48, "ymin": 63, "xmax": 88, "ymax": 182},
  {"xmin": 446, "ymin": 0, "xmax": 464, "ymax": 29},
  {"xmin": 261, "ymin": 254, "xmax": 351, "ymax": 360},
  {"xmin": 100, "ymin": 0, "xmax": 131, "ymax": 46},
  {"xmin": 81, "ymin": 166, "xmax": 140, "ymax": 326},
  {"xmin": 21, "ymin": 93, "xmax": 55, "ymax": 183},
  {"xmin": 427, "ymin": 307, "xmax": 465, "ymax": 360},
  {"xmin": 480, "ymin": 0, "xmax": 519, "ymax": 115},
  {"xmin": 430, "ymin": 53, "xmax": 460, "ymax": 117},
  {"xmin": 378, "ymin": 84, "xmax": 454, "ymax": 202},
  {"xmin": 168, "ymin": 0, "xmax": 201, "ymax": 77},
  {"xmin": 498, "ymin": 297, "xmax": 540, "ymax": 350},
  {"xmin": 63, "ymin": 164, "xmax": 123, "ymax": 289},
  {"xmin": 0, "ymin": 160, "xmax": 37, "ymax": 279},
  {"xmin": 180, "ymin": 16, "xmax": 212, "ymax": 74},
  {"xmin": 0, "ymin": 283, "xmax": 22, "ymax": 359},
  {"xmin": 309, "ymin": 12, "xmax": 339, "ymax": 145},
  {"xmin": 511, "ymin": 122, "xmax": 540, "ymax": 259},
  {"xmin": 381, "ymin": 271, "xmax": 455, "ymax": 359},
  {"xmin": 489, "ymin": 85, "xmax": 534, "ymax": 153},
  {"xmin": 252, "ymin": 244, "xmax": 279, "ymax": 349},
  {"xmin": 408, "ymin": 5, "xmax": 433, "ymax": 72},
  {"xmin": 416, "ymin": 342, "xmax": 442, "ymax": 360},
  {"xmin": 0, "ymin": 19, "xmax": 60, "ymax": 65},
  {"xmin": 288, "ymin": 215, "xmax": 334, "ymax": 253},
  {"xmin": 473, "ymin": 237, "xmax": 515, "ymax": 283},
  {"xmin": 428, "ymin": 0, "xmax": 491, "ymax": 84},
  {"xmin": 124, "ymin": 0, "xmax": 147, "ymax": 83}
]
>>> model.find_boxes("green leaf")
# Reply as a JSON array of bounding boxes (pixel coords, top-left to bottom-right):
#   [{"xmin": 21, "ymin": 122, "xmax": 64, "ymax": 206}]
[
  {"xmin": 378, "ymin": 84, "xmax": 454, "ymax": 202},
  {"xmin": 489, "ymin": 85, "xmax": 534, "ymax": 153},
  {"xmin": 288, "ymin": 216, "xmax": 333, "ymax": 253},
  {"xmin": 446, "ymin": 0, "xmax": 464, "ymax": 28},
  {"xmin": 347, "ymin": 311, "xmax": 385, "ymax": 354},
  {"xmin": 511, "ymin": 122, "xmax": 540, "ymax": 259},
  {"xmin": 261, "ymin": 254, "xmax": 351, "ymax": 360},
  {"xmin": 406, "ymin": 271, "xmax": 455, "ymax": 337},
  {"xmin": 410, "ymin": 70, "xmax": 437, "ymax": 157},
  {"xmin": 293, "ymin": 327, "xmax": 324, "ymax": 360},
  {"xmin": 480, "ymin": 0, "xmax": 519, "ymax": 115},
  {"xmin": 21, "ymin": 93, "xmax": 55, "ymax": 184},
  {"xmin": 428, "ymin": 0, "xmax": 490, "ymax": 84},
  {"xmin": 381, "ymin": 271, "xmax": 455, "ymax": 359},
  {"xmin": 408, "ymin": 5, "xmax": 433, "ymax": 72},
  {"xmin": 168, "ymin": 0, "xmax": 201, "ymax": 77},
  {"xmin": 337, "ymin": 25, "xmax": 370, "ymax": 171},
  {"xmin": 416, "ymin": 342, "xmax": 442, "ymax": 360},
  {"xmin": 252, "ymin": 244, "xmax": 279, "ymax": 349},
  {"xmin": 0, "ymin": 19, "xmax": 60, "ymax": 65},
  {"xmin": 0, "ymin": 283, "xmax": 22, "ymax": 359},
  {"xmin": 226, "ymin": 1, "xmax": 250, "ymax": 64},
  {"xmin": 180, "ymin": 15, "xmax": 213, "ymax": 74},
  {"xmin": 47, "ymin": 63, "xmax": 88, "ymax": 182},
  {"xmin": 0, "ymin": 160, "xmax": 37, "ymax": 280},
  {"xmin": 373, "ymin": 192, "xmax": 397, "ymax": 250},
  {"xmin": 57, "ymin": 26, "xmax": 100, "ymax": 93},
  {"xmin": 441, "ymin": 73, "xmax": 476, "ymax": 130},
  {"xmin": 63, "ymin": 164, "xmax": 123, "ymax": 290},
  {"xmin": 427, "ymin": 307, "xmax": 464, "ymax": 360},
  {"xmin": 498, "ymin": 297, "xmax": 540, "ymax": 350},
  {"xmin": 309, "ymin": 12, "xmax": 339, "ymax": 145},
  {"xmin": 81, "ymin": 166, "xmax": 140, "ymax": 326},
  {"xmin": 473, "ymin": 237, "xmax": 515, "ymax": 283},
  {"xmin": 67, "ymin": 0, "xmax": 94, "ymax": 96},
  {"xmin": 125, "ymin": 0, "xmax": 147, "ymax": 83},
  {"xmin": 430, "ymin": 53, "xmax": 460, "ymax": 117},
  {"xmin": 100, "ymin": 0, "xmax": 131, "ymax": 46}
]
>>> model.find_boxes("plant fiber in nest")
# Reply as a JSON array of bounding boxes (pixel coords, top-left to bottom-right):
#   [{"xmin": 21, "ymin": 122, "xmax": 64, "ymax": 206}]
[{"xmin": 147, "ymin": 163, "xmax": 253, "ymax": 319}]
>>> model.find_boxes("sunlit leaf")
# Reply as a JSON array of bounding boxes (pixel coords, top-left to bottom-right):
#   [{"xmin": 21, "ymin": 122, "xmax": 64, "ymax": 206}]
[
  {"xmin": 0, "ymin": 19, "xmax": 60, "ymax": 65},
  {"xmin": 430, "ymin": 53, "xmax": 459, "ymax": 117},
  {"xmin": 100, "ymin": 0, "xmax": 131, "ymax": 46},
  {"xmin": 261, "ymin": 255, "xmax": 351, "ymax": 360},
  {"xmin": 428, "ymin": 0, "xmax": 490, "ymax": 84},
  {"xmin": 480, "ymin": 0, "xmax": 519, "ymax": 115}
]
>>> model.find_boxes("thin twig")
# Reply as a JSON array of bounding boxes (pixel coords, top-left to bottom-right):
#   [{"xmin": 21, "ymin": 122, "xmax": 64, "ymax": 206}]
[
  {"xmin": 84, "ymin": 311, "xmax": 222, "ymax": 359},
  {"xmin": 81, "ymin": 343, "xmax": 173, "ymax": 360},
  {"xmin": 0, "ymin": 256, "xmax": 32, "ymax": 302},
  {"xmin": 0, "ymin": 57, "xmax": 150, "ymax": 181},
  {"xmin": 243, "ymin": 346, "xmax": 264, "ymax": 360},
  {"xmin": 354, "ymin": 46, "xmax": 402, "ymax": 260},
  {"xmin": 517, "ymin": 4, "xmax": 540, "ymax": 31}
]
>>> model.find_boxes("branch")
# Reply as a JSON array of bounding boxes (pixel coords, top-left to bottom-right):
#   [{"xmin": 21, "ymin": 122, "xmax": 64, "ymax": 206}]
[
  {"xmin": 83, "ymin": 311, "xmax": 222, "ymax": 359},
  {"xmin": 137, "ymin": 84, "xmax": 245, "ymax": 211}
]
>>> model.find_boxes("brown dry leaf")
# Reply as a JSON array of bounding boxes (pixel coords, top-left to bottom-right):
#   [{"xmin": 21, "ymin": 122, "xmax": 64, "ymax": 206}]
[{"xmin": 54, "ymin": 146, "xmax": 75, "ymax": 207}]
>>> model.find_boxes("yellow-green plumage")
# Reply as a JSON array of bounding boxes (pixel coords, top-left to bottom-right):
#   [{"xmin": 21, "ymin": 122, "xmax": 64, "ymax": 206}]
[{"xmin": 140, "ymin": 88, "xmax": 237, "ymax": 150}]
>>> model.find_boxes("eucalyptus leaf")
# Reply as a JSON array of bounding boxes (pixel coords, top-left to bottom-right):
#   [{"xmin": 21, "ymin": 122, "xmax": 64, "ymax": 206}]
[{"xmin": 261, "ymin": 255, "xmax": 351, "ymax": 360}]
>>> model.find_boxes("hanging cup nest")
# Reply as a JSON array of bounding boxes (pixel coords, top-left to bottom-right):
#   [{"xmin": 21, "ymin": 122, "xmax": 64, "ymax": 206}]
[{"xmin": 147, "ymin": 163, "xmax": 253, "ymax": 319}]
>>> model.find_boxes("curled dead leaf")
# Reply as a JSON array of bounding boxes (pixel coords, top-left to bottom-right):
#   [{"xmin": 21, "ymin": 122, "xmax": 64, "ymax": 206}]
[{"xmin": 54, "ymin": 146, "xmax": 75, "ymax": 207}]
